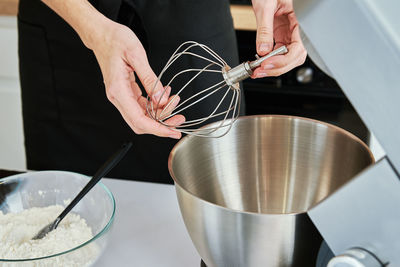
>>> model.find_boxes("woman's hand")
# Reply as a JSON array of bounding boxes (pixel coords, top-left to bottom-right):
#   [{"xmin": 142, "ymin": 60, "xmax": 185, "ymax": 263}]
[
  {"xmin": 42, "ymin": 0, "xmax": 185, "ymax": 139},
  {"xmin": 251, "ymin": 0, "xmax": 307, "ymax": 78},
  {"xmin": 88, "ymin": 20, "xmax": 185, "ymax": 139}
]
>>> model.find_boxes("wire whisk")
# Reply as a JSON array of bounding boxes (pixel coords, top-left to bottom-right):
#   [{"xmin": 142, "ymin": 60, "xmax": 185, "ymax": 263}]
[{"xmin": 146, "ymin": 41, "xmax": 287, "ymax": 138}]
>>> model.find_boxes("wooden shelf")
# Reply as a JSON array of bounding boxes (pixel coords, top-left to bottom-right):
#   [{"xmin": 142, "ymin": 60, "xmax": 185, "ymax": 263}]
[
  {"xmin": 230, "ymin": 4, "xmax": 257, "ymax": 31},
  {"xmin": 0, "ymin": 0, "xmax": 18, "ymax": 16}
]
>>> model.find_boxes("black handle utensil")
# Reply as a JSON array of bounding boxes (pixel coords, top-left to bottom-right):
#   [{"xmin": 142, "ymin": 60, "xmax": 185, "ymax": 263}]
[{"xmin": 32, "ymin": 142, "xmax": 132, "ymax": 240}]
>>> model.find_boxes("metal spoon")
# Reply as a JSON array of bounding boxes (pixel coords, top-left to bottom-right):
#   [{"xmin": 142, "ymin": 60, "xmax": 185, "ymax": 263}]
[{"xmin": 32, "ymin": 142, "xmax": 132, "ymax": 240}]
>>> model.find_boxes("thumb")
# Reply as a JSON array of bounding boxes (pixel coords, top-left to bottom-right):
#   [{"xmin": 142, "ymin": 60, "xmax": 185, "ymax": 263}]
[
  {"xmin": 127, "ymin": 50, "xmax": 168, "ymax": 105},
  {"xmin": 253, "ymin": 2, "xmax": 276, "ymax": 56}
]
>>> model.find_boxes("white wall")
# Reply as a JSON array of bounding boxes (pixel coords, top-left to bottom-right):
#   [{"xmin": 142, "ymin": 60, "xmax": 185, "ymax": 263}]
[{"xmin": 0, "ymin": 16, "xmax": 26, "ymax": 171}]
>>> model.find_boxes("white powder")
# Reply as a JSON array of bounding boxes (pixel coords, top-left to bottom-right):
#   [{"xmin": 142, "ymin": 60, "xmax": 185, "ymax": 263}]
[{"xmin": 0, "ymin": 205, "xmax": 100, "ymax": 266}]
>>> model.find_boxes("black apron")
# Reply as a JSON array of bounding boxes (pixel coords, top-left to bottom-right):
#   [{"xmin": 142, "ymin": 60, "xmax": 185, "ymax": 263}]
[{"xmin": 18, "ymin": 0, "xmax": 244, "ymax": 183}]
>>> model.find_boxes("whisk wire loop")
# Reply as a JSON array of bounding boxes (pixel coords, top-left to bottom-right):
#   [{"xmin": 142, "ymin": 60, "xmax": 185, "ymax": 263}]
[
  {"xmin": 146, "ymin": 41, "xmax": 286, "ymax": 138},
  {"xmin": 146, "ymin": 41, "xmax": 239, "ymax": 138}
]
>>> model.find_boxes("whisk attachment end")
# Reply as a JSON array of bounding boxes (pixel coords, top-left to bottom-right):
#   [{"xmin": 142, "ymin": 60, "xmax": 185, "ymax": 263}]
[{"xmin": 222, "ymin": 62, "xmax": 253, "ymax": 87}]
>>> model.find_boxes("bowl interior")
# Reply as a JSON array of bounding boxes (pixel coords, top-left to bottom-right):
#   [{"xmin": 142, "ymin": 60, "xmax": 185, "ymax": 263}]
[
  {"xmin": 0, "ymin": 171, "xmax": 115, "ymax": 260},
  {"xmin": 170, "ymin": 116, "xmax": 374, "ymax": 214}
]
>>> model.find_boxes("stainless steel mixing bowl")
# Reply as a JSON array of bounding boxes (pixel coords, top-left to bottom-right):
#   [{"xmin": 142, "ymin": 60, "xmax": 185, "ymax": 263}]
[{"xmin": 169, "ymin": 115, "xmax": 374, "ymax": 267}]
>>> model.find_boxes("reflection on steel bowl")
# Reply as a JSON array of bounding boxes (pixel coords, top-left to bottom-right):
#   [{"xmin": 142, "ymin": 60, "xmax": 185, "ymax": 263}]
[{"xmin": 169, "ymin": 115, "xmax": 374, "ymax": 267}]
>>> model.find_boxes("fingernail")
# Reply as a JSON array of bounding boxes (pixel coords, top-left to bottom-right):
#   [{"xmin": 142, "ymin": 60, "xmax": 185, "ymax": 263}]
[
  {"xmin": 172, "ymin": 95, "xmax": 180, "ymax": 105},
  {"xmin": 259, "ymin": 43, "xmax": 271, "ymax": 53},
  {"xmin": 153, "ymin": 90, "xmax": 162, "ymax": 101},
  {"xmin": 153, "ymin": 90, "xmax": 168, "ymax": 104},
  {"xmin": 256, "ymin": 71, "xmax": 268, "ymax": 78},
  {"xmin": 263, "ymin": 64, "xmax": 275, "ymax": 70}
]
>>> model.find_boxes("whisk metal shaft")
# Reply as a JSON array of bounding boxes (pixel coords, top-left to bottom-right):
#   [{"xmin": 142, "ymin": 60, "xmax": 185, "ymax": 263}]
[{"xmin": 223, "ymin": 46, "xmax": 288, "ymax": 87}]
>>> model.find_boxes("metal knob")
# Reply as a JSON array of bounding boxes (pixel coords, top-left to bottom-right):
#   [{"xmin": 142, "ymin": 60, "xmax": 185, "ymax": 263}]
[
  {"xmin": 328, "ymin": 248, "xmax": 383, "ymax": 267},
  {"xmin": 296, "ymin": 67, "xmax": 313, "ymax": 83}
]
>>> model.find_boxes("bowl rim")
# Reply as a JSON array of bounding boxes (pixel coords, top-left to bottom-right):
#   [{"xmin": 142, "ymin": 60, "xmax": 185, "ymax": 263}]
[
  {"xmin": 168, "ymin": 114, "xmax": 375, "ymax": 216},
  {"xmin": 0, "ymin": 170, "xmax": 116, "ymax": 262}
]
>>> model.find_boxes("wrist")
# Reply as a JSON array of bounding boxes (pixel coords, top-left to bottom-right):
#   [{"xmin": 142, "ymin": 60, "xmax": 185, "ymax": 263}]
[
  {"xmin": 41, "ymin": 0, "xmax": 113, "ymax": 51},
  {"xmin": 79, "ymin": 13, "xmax": 113, "ymax": 50}
]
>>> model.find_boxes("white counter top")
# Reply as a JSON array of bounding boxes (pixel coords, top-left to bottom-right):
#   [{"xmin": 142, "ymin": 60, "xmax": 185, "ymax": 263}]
[{"xmin": 95, "ymin": 178, "xmax": 200, "ymax": 267}]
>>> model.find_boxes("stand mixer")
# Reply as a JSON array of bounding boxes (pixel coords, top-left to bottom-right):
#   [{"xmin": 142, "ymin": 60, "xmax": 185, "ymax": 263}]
[{"xmin": 294, "ymin": 0, "xmax": 400, "ymax": 266}]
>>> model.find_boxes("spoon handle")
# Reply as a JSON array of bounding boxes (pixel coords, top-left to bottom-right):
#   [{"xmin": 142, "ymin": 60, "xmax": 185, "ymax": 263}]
[{"xmin": 56, "ymin": 142, "xmax": 133, "ymax": 227}]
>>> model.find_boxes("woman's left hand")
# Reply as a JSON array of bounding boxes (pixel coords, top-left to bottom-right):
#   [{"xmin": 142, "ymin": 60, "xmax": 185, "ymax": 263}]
[{"xmin": 251, "ymin": 0, "xmax": 307, "ymax": 78}]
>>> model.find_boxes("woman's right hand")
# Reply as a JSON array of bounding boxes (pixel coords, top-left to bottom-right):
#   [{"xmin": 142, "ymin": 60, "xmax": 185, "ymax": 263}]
[
  {"xmin": 87, "ymin": 20, "xmax": 185, "ymax": 139},
  {"xmin": 251, "ymin": 0, "xmax": 307, "ymax": 78}
]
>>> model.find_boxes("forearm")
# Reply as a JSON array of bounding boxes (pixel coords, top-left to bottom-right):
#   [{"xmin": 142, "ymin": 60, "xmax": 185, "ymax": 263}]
[{"xmin": 41, "ymin": 0, "xmax": 109, "ymax": 49}]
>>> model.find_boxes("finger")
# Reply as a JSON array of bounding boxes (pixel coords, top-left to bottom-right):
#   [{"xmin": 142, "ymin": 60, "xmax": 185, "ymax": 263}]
[
  {"xmin": 260, "ymin": 13, "xmax": 306, "ymax": 68},
  {"xmin": 260, "ymin": 42, "xmax": 306, "ymax": 70},
  {"xmin": 136, "ymin": 86, "xmax": 172, "ymax": 118},
  {"xmin": 139, "ymin": 93, "xmax": 181, "ymax": 122},
  {"xmin": 255, "ymin": 39, "xmax": 305, "ymax": 78},
  {"xmin": 117, "ymin": 94, "xmax": 181, "ymax": 139},
  {"xmin": 252, "ymin": 57, "xmax": 297, "ymax": 78},
  {"xmin": 129, "ymin": 72, "xmax": 143, "ymax": 98},
  {"xmin": 288, "ymin": 12, "xmax": 303, "ymax": 44},
  {"xmin": 159, "ymin": 94, "xmax": 180, "ymax": 120},
  {"xmin": 137, "ymin": 95, "xmax": 156, "ymax": 118},
  {"xmin": 252, "ymin": 0, "xmax": 277, "ymax": 56},
  {"xmin": 125, "ymin": 48, "xmax": 168, "ymax": 105},
  {"xmin": 254, "ymin": 64, "xmax": 294, "ymax": 78},
  {"xmin": 164, "ymin": 114, "xmax": 186, "ymax": 127},
  {"xmin": 156, "ymin": 85, "xmax": 171, "ymax": 107},
  {"xmin": 137, "ymin": 115, "xmax": 182, "ymax": 139},
  {"xmin": 252, "ymin": 54, "xmax": 302, "ymax": 78},
  {"xmin": 138, "ymin": 95, "xmax": 185, "ymax": 128}
]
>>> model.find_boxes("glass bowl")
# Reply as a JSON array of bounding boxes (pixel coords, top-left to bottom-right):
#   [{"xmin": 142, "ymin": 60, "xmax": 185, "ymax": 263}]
[{"xmin": 0, "ymin": 170, "xmax": 115, "ymax": 266}]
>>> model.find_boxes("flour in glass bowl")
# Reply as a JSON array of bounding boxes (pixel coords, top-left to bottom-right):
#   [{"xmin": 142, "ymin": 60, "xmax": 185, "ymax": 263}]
[{"xmin": 0, "ymin": 205, "xmax": 100, "ymax": 266}]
